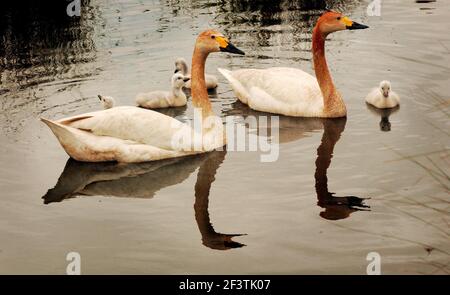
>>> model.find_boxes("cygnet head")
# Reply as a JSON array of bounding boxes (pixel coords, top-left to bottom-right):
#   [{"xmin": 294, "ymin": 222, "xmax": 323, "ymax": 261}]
[
  {"xmin": 98, "ymin": 95, "xmax": 115, "ymax": 109},
  {"xmin": 172, "ymin": 73, "xmax": 190, "ymax": 89},
  {"xmin": 174, "ymin": 57, "xmax": 188, "ymax": 75},
  {"xmin": 379, "ymin": 80, "xmax": 391, "ymax": 98}
]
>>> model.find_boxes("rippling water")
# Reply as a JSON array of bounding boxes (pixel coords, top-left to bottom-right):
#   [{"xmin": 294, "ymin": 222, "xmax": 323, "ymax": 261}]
[{"xmin": 0, "ymin": 0, "xmax": 449, "ymax": 274}]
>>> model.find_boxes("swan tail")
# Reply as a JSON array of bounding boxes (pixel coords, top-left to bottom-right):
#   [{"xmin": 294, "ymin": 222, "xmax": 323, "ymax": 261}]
[
  {"xmin": 41, "ymin": 118, "xmax": 117, "ymax": 162},
  {"xmin": 218, "ymin": 68, "xmax": 250, "ymax": 104},
  {"xmin": 41, "ymin": 118, "xmax": 77, "ymax": 144}
]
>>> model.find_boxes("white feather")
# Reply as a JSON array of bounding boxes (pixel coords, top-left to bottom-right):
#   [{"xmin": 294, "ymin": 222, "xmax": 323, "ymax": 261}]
[{"xmin": 219, "ymin": 67, "xmax": 324, "ymax": 117}]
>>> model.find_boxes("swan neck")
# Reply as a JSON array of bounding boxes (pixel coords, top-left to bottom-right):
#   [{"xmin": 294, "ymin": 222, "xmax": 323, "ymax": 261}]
[
  {"xmin": 191, "ymin": 47, "xmax": 213, "ymax": 118},
  {"xmin": 312, "ymin": 27, "xmax": 346, "ymax": 117}
]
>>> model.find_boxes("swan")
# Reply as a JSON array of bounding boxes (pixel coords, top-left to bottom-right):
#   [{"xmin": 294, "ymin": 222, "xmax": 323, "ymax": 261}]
[
  {"xmin": 365, "ymin": 80, "xmax": 400, "ymax": 109},
  {"xmin": 174, "ymin": 57, "xmax": 219, "ymax": 90},
  {"xmin": 135, "ymin": 73, "xmax": 190, "ymax": 109},
  {"xmin": 218, "ymin": 11, "xmax": 368, "ymax": 118},
  {"xmin": 40, "ymin": 30, "xmax": 245, "ymax": 163},
  {"xmin": 98, "ymin": 95, "xmax": 115, "ymax": 109}
]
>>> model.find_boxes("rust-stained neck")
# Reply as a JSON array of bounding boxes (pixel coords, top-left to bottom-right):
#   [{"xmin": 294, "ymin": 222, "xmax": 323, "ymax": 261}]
[
  {"xmin": 191, "ymin": 45, "xmax": 213, "ymax": 119},
  {"xmin": 312, "ymin": 24, "xmax": 346, "ymax": 117}
]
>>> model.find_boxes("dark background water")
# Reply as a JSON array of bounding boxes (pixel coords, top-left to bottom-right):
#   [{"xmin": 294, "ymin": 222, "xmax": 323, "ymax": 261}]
[{"xmin": 0, "ymin": 0, "xmax": 449, "ymax": 274}]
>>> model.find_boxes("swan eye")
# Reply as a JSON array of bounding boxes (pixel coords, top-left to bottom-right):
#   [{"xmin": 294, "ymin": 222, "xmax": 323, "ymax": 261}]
[
  {"xmin": 337, "ymin": 17, "xmax": 341, "ymax": 20},
  {"xmin": 211, "ymin": 35, "xmax": 215, "ymax": 39}
]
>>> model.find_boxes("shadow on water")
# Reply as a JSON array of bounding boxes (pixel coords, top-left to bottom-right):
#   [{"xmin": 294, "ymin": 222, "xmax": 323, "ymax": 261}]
[
  {"xmin": 43, "ymin": 150, "xmax": 245, "ymax": 250},
  {"xmin": 366, "ymin": 104, "xmax": 400, "ymax": 132},
  {"xmin": 225, "ymin": 102, "xmax": 369, "ymax": 220}
]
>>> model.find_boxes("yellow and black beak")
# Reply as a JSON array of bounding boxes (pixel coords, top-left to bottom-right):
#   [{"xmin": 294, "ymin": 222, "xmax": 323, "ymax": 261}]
[
  {"xmin": 342, "ymin": 16, "xmax": 369, "ymax": 30},
  {"xmin": 217, "ymin": 36, "xmax": 245, "ymax": 55}
]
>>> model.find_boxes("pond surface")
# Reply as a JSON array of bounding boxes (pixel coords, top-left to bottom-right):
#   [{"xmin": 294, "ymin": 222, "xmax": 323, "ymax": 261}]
[{"xmin": 0, "ymin": 0, "xmax": 449, "ymax": 274}]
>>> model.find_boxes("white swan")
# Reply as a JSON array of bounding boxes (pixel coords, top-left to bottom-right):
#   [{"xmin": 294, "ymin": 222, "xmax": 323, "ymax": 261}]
[
  {"xmin": 40, "ymin": 30, "xmax": 245, "ymax": 163},
  {"xmin": 218, "ymin": 11, "xmax": 368, "ymax": 118},
  {"xmin": 175, "ymin": 57, "xmax": 219, "ymax": 90},
  {"xmin": 365, "ymin": 80, "xmax": 400, "ymax": 109},
  {"xmin": 98, "ymin": 95, "xmax": 115, "ymax": 109},
  {"xmin": 135, "ymin": 73, "xmax": 190, "ymax": 109}
]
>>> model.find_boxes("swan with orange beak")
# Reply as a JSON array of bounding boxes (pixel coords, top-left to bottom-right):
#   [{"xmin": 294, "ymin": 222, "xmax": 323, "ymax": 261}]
[
  {"xmin": 219, "ymin": 11, "xmax": 368, "ymax": 118},
  {"xmin": 40, "ymin": 30, "xmax": 244, "ymax": 163}
]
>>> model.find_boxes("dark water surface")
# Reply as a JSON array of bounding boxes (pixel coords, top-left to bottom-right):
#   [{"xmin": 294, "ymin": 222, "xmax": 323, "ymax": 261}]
[{"xmin": 0, "ymin": 0, "xmax": 449, "ymax": 274}]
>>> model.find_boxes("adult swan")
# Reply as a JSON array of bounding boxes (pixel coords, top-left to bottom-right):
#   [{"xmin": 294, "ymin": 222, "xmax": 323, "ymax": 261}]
[
  {"xmin": 41, "ymin": 30, "xmax": 244, "ymax": 163},
  {"xmin": 218, "ymin": 11, "xmax": 368, "ymax": 118}
]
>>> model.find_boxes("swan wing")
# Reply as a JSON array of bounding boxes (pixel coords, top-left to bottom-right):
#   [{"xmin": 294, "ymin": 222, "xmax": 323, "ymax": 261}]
[
  {"xmin": 41, "ymin": 118, "xmax": 198, "ymax": 163},
  {"xmin": 57, "ymin": 106, "xmax": 194, "ymax": 151},
  {"xmin": 219, "ymin": 67, "xmax": 324, "ymax": 117}
]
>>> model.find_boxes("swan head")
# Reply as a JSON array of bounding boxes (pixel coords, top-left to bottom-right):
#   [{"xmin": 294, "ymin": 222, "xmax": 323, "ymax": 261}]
[
  {"xmin": 195, "ymin": 30, "xmax": 245, "ymax": 55},
  {"xmin": 379, "ymin": 80, "xmax": 391, "ymax": 98},
  {"xmin": 98, "ymin": 95, "xmax": 115, "ymax": 109},
  {"xmin": 316, "ymin": 11, "xmax": 369, "ymax": 35},
  {"xmin": 174, "ymin": 57, "xmax": 188, "ymax": 75},
  {"xmin": 172, "ymin": 73, "xmax": 190, "ymax": 88}
]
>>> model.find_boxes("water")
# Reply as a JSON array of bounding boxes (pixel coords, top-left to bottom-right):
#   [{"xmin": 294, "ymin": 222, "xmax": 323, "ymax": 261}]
[{"xmin": 0, "ymin": 0, "xmax": 449, "ymax": 274}]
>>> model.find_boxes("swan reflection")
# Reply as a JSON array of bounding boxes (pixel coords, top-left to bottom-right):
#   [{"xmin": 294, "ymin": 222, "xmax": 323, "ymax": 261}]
[
  {"xmin": 225, "ymin": 102, "xmax": 369, "ymax": 220},
  {"xmin": 43, "ymin": 150, "xmax": 245, "ymax": 250},
  {"xmin": 315, "ymin": 118, "xmax": 370, "ymax": 220},
  {"xmin": 366, "ymin": 103, "xmax": 400, "ymax": 132}
]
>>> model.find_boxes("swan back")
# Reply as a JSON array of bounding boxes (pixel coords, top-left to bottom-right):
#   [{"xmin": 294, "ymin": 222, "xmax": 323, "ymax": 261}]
[{"xmin": 219, "ymin": 67, "xmax": 324, "ymax": 117}]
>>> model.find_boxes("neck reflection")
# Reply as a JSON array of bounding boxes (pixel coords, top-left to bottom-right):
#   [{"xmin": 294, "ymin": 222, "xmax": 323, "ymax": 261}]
[
  {"xmin": 194, "ymin": 150, "xmax": 246, "ymax": 250},
  {"xmin": 315, "ymin": 118, "xmax": 369, "ymax": 220},
  {"xmin": 43, "ymin": 150, "xmax": 245, "ymax": 250},
  {"xmin": 223, "ymin": 102, "xmax": 369, "ymax": 220}
]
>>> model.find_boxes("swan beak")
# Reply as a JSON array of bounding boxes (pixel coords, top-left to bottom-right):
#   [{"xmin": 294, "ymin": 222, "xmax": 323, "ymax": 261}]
[
  {"xmin": 97, "ymin": 94, "xmax": 103, "ymax": 101},
  {"xmin": 219, "ymin": 41, "xmax": 245, "ymax": 55},
  {"xmin": 183, "ymin": 77, "xmax": 190, "ymax": 82},
  {"xmin": 346, "ymin": 20, "xmax": 369, "ymax": 30}
]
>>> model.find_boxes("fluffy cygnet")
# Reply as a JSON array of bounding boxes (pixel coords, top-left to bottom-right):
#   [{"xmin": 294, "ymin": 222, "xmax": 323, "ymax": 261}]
[
  {"xmin": 135, "ymin": 73, "xmax": 190, "ymax": 109},
  {"xmin": 98, "ymin": 95, "xmax": 115, "ymax": 109},
  {"xmin": 365, "ymin": 80, "xmax": 400, "ymax": 109}
]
